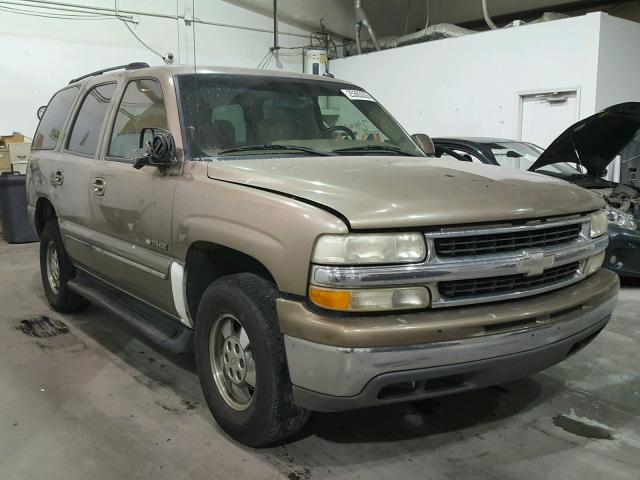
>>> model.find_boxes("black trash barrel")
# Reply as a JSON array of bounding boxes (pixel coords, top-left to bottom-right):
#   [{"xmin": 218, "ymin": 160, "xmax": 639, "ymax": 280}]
[{"xmin": 0, "ymin": 173, "xmax": 38, "ymax": 243}]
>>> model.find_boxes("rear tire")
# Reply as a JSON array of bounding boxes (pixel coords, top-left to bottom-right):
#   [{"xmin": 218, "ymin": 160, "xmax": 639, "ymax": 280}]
[
  {"xmin": 39, "ymin": 220, "xmax": 90, "ymax": 313},
  {"xmin": 194, "ymin": 273, "xmax": 309, "ymax": 447}
]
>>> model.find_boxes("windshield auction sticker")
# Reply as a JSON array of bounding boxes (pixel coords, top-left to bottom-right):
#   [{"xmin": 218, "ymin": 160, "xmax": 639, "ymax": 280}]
[{"xmin": 341, "ymin": 89, "xmax": 376, "ymax": 102}]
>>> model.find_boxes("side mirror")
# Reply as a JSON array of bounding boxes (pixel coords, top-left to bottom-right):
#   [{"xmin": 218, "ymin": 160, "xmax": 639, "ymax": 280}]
[
  {"xmin": 411, "ymin": 133, "xmax": 435, "ymax": 156},
  {"xmin": 506, "ymin": 150, "xmax": 523, "ymax": 158},
  {"xmin": 134, "ymin": 128, "xmax": 177, "ymax": 170},
  {"xmin": 37, "ymin": 106, "xmax": 47, "ymax": 120}
]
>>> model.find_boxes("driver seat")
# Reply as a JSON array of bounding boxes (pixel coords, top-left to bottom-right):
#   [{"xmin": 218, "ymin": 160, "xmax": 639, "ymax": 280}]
[{"xmin": 257, "ymin": 120, "xmax": 296, "ymax": 144}]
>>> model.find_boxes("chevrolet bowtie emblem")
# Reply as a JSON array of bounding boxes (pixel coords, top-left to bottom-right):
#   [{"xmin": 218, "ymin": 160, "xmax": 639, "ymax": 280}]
[{"xmin": 518, "ymin": 251, "xmax": 555, "ymax": 277}]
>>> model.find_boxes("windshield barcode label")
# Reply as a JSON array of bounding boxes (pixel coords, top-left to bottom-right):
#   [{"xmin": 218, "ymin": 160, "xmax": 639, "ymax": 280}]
[{"xmin": 341, "ymin": 89, "xmax": 375, "ymax": 102}]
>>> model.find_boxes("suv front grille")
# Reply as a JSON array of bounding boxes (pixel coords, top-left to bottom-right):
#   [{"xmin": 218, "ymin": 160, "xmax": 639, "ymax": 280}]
[
  {"xmin": 434, "ymin": 223, "xmax": 582, "ymax": 257},
  {"xmin": 438, "ymin": 262, "xmax": 581, "ymax": 299}
]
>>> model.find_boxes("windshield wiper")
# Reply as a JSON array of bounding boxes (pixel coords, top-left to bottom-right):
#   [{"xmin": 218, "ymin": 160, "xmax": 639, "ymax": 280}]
[
  {"xmin": 217, "ymin": 144, "xmax": 335, "ymax": 157},
  {"xmin": 333, "ymin": 145, "xmax": 413, "ymax": 156}
]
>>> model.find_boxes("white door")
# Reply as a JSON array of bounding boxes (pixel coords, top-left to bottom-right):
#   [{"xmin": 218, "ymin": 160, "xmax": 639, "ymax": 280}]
[{"xmin": 519, "ymin": 91, "xmax": 579, "ymax": 148}]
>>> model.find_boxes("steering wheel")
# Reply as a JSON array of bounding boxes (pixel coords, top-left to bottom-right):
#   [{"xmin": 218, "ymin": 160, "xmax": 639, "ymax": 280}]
[{"xmin": 322, "ymin": 125, "xmax": 357, "ymax": 140}]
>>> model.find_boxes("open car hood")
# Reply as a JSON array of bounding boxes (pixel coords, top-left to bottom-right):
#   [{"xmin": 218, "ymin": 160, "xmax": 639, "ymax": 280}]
[{"xmin": 530, "ymin": 102, "xmax": 640, "ymax": 176}]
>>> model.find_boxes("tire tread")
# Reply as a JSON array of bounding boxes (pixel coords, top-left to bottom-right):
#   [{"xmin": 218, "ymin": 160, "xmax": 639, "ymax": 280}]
[
  {"xmin": 195, "ymin": 273, "xmax": 309, "ymax": 446},
  {"xmin": 40, "ymin": 220, "xmax": 90, "ymax": 313}
]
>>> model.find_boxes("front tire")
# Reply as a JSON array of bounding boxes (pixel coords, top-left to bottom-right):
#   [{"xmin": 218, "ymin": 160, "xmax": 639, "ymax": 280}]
[
  {"xmin": 39, "ymin": 220, "xmax": 90, "ymax": 313},
  {"xmin": 194, "ymin": 273, "xmax": 309, "ymax": 447}
]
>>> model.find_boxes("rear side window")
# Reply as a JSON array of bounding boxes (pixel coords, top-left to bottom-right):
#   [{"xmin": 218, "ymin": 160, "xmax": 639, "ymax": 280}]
[
  {"xmin": 32, "ymin": 86, "xmax": 80, "ymax": 150},
  {"xmin": 108, "ymin": 79, "xmax": 167, "ymax": 159},
  {"xmin": 67, "ymin": 83, "xmax": 116, "ymax": 156}
]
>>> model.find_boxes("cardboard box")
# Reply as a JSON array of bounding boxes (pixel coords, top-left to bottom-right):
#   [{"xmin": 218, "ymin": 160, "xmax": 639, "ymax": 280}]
[
  {"xmin": 1, "ymin": 132, "xmax": 26, "ymax": 145},
  {"xmin": 0, "ymin": 143, "xmax": 30, "ymax": 173},
  {"xmin": 0, "ymin": 147, "xmax": 10, "ymax": 173}
]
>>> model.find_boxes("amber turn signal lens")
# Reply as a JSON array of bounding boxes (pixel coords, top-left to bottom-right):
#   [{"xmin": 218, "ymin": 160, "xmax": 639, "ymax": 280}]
[
  {"xmin": 309, "ymin": 287, "xmax": 352, "ymax": 311},
  {"xmin": 309, "ymin": 285, "xmax": 430, "ymax": 312}
]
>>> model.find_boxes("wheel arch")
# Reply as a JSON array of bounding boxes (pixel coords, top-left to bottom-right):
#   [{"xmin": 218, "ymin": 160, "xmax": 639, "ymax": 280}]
[
  {"xmin": 34, "ymin": 197, "xmax": 57, "ymax": 237},
  {"xmin": 184, "ymin": 241, "xmax": 279, "ymax": 323}
]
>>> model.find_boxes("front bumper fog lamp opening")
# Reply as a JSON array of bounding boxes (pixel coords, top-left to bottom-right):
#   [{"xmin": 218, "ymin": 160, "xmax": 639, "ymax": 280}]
[
  {"xmin": 309, "ymin": 286, "xmax": 431, "ymax": 312},
  {"xmin": 590, "ymin": 210, "xmax": 609, "ymax": 238},
  {"xmin": 585, "ymin": 251, "xmax": 605, "ymax": 276}
]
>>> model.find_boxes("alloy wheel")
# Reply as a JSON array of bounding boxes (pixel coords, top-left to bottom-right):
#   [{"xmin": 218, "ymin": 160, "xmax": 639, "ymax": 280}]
[
  {"xmin": 46, "ymin": 241, "xmax": 60, "ymax": 294},
  {"xmin": 209, "ymin": 313, "xmax": 256, "ymax": 411}
]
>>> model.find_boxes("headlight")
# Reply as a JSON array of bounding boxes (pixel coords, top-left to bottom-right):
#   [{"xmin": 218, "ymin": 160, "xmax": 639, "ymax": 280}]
[
  {"xmin": 590, "ymin": 210, "xmax": 608, "ymax": 238},
  {"xmin": 309, "ymin": 285, "xmax": 431, "ymax": 312},
  {"xmin": 606, "ymin": 205, "xmax": 637, "ymax": 231},
  {"xmin": 312, "ymin": 233, "xmax": 426, "ymax": 265}
]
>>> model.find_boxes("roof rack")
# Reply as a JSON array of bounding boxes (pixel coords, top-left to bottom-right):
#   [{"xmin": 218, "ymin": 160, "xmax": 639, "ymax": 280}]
[{"xmin": 68, "ymin": 62, "xmax": 150, "ymax": 85}]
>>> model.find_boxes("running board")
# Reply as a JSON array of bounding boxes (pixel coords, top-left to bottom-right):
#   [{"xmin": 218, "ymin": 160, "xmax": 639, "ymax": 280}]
[{"xmin": 68, "ymin": 271, "xmax": 193, "ymax": 354}]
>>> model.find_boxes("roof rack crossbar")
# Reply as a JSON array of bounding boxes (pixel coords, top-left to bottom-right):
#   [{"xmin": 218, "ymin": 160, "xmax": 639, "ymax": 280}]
[{"xmin": 68, "ymin": 62, "xmax": 150, "ymax": 84}]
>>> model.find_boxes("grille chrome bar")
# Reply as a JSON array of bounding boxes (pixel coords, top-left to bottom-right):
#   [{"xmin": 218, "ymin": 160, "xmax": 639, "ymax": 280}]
[
  {"xmin": 439, "ymin": 262, "xmax": 581, "ymax": 297},
  {"xmin": 429, "ymin": 267, "xmax": 585, "ymax": 307},
  {"xmin": 311, "ymin": 235, "xmax": 606, "ymax": 288},
  {"xmin": 423, "ymin": 216, "xmax": 588, "ymax": 238},
  {"xmin": 434, "ymin": 223, "xmax": 582, "ymax": 257}
]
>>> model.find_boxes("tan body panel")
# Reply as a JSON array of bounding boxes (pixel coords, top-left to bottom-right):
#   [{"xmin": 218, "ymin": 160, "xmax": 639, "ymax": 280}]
[
  {"xmin": 85, "ymin": 71, "xmax": 186, "ymax": 314},
  {"xmin": 172, "ymin": 161, "xmax": 348, "ymax": 296},
  {"xmin": 207, "ymin": 157, "xmax": 605, "ymax": 229},
  {"xmin": 27, "ymin": 149, "xmax": 98, "ymax": 272}
]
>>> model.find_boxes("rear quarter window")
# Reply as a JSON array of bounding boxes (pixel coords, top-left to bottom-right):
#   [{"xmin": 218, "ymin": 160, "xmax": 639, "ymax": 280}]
[{"xmin": 32, "ymin": 86, "xmax": 80, "ymax": 150}]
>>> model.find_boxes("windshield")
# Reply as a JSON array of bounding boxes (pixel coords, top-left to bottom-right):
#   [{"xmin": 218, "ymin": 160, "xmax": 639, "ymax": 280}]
[
  {"xmin": 487, "ymin": 141, "xmax": 582, "ymax": 176},
  {"xmin": 177, "ymin": 74, "xmax": 424, "ymax": 159}
]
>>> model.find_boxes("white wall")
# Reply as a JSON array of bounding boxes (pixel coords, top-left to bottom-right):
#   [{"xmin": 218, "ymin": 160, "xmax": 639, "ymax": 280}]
[
  {"xmin": 595, "ymin": 14, "xmax": 640, "ymax": 110},
  {"xmin": 593, "ymin": 14, "xmax": 640, "ymax": 181},
  {"xmin": 0, "ymin": 0, "xmax": 322, "ymax": 137},
  {"xmin": 330, "ymin": 13, "xmax": 603, "ymax": 139}
]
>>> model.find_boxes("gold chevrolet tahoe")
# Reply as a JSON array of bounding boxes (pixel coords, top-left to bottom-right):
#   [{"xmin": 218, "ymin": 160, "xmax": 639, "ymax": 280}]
[{"xmin": 26, "ymin": 63, "xmax": 618, "ymax": 446}]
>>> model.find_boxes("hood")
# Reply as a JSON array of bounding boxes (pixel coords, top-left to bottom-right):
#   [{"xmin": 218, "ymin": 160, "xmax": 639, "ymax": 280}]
[
  {"xmin": 207, "ymin": 157, "xmax": 603, "ymax": 229},
  {"xmin": 530, "ymin": 102, "xmax": 640, "ymax": 176}
]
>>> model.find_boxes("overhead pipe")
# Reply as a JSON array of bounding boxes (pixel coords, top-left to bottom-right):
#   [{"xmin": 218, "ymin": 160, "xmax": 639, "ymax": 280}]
[
  {"xmin": 355, "ymin": 22, "xmax": 363, "ymax": 54},
  {"xmin": 404, "ymin": 0, "xmax": 429, "ymax": 34},
  {"xmin": 271, "ymin": 0, "xmax": 280, "ymax": 51},
  {"xmin": 424, "ymin": 0, "xmax": 430, "ymax": 30},
  {"xmin": 403, "ymin": 0, "xmax": 411, "ymax": 35},
  {"xmin": 482, "ymin": 0, "xmax": 498, "ymax": 30},
  {"xmin": 354, "ymin": 0, "xmax": 380, "ymax": 54},
  {"xmin": 403, "ymin": 0, "xmax": 429, "ymax": 37}
]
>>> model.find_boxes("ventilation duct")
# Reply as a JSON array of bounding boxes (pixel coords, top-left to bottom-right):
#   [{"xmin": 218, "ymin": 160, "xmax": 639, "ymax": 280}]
[
  {"xmin": 347, "ymin": 22, "xmax": 474, "ymax": 55},
  {"xmin": 483, "ymin": 0, "xmax": 568, "ymax": 30},
  {"xmin": 346, "ymin": 0, "xmax": 569, "ymax": 57},
  {"xmin": 528, "ymin": 12, "xmax": 569, "ymax": 24}
]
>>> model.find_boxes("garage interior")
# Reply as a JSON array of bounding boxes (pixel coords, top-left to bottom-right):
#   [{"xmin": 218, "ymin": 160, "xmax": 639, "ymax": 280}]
[{"xmin": 1, "ymin": 1, "xmax": 640, "ymax": 479}]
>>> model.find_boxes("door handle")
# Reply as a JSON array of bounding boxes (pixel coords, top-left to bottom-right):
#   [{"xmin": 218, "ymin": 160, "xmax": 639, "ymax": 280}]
[
  {"xmin": 91, "ymin": 178, "xmax": 106, "ymax": 196},
  {"xmin": 50, "ymin": 169, "xmax": 64, "ymax": 186}
]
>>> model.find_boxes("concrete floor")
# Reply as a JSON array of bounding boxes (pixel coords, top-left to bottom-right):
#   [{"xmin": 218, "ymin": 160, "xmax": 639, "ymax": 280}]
[{"xmin": 1, "ymin": 241, "xmax": 639, "ymax": 480}]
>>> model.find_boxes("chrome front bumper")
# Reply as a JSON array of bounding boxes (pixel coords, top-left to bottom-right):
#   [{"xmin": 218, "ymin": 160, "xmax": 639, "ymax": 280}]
[{"xmin": 283, "ymin": 272, "xmax": 618, "ymax": 411}]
